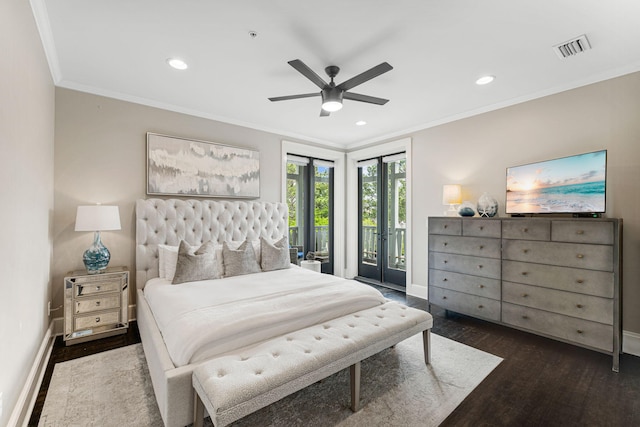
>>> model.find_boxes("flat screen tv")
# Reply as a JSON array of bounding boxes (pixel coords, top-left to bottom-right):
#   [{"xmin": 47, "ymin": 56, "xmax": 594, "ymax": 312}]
[{"xmin": 506, "ymin": 150, "xmax": 607, "ymax": 215}]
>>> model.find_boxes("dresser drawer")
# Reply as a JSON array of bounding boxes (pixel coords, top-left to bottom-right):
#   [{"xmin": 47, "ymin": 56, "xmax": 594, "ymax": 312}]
[
  {"xmin": 429, "ymin": 269, "xmax": 500, "ymax": 299},
  {"xmin": 75, "ymin": 295, "xmax": 121, "ymax": 314},
  {"xmin": 502, "ymin": 219, "xmax": 550, "ymax": 241},
  {"xmin": 551, "ymin": 221, "xmax": 614, "ymax": 244},
  {"xmin": 462, "ymin": 219, "xmax": 501, "ymax": 238},
  {"xmin": 502, "ymin": 239, "xmax": 613, "ymax": 271},
  {"xmin": 503, "ymin": 281, "xmax": 613, "ymax": 324},
  {"xmin": 502, "ymin": 303, "xmax": 612, "ymax": 352},
  {"xmin": 74, "ymin": 310, "xmax": 120, "ymax": 331},
  {"xmin": 429, "ymin": 235, "xmax": 501, "ymax": 258},
  {"xmin": 502, "ymin": 260, "xmax": 614, "ymax": 298},
  {"xmin": 430, "ymin": 286, "xmax": 501, "ymax": 321},
  {"xmin": 428, "ymin": 218, "xmax": 461, "ymax": 235},
  {"xmin": 429, "ymin": 252, "xmax": 501, "ymax": 279}
]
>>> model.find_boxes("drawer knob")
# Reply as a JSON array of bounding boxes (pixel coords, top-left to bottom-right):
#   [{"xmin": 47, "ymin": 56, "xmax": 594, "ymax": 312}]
[
  {"xmin": 442, "ymin": 296, "xmax": 447, "ymax": 300},
  {"xmin": 443, "ymin": 278, "xmax": 448, "ymax": 282},
  {"xmin": 576, "ymin": 304, "xmax": 584, "ymax": 309},
  {"xmin": 522, "ymin": 293, "xmax": 529, "ymax": 298},
  {"xmin": 443, "ymin": 242, "xmax": 448, "ymax": 246},
  {"xmin": 443, "ymin": 260, "xmax": 448, "ymax": 264},
  {"xmin": 477, "ymin": 265, "xmax": 483, "ymax": 269},
  {"xmin": 576, "ymin": 230, "xmax": 584, "ymax": 235},
  {"xmin": 577, "ymin": 330, "xmax": 583, "ymax": 334},
  {"xmin": 523, "ymin": 249, "xmax": 529, "ymax": 254},
  {"xmin": 577, "ymin": 254, "xmax": 584, "ymax": 259},
  {"xmin": 96, "ymin": 286, "xmax": 101, "ymax": 291},
  {"xmin": 96, "ymin": 301, "xmax": 101, "ymax": 306},
  {"xmin": 522, "ymin": 315, "xmax": 529, "ymax": 320},
  {"xmin": 521, "ymin": 271, "xmax": 528, "ymax": 276},
  {"xmin": 478, "ymin": 305, "xmax": 484, "ymax": 309},
  {"xmin": 479, "ymin": 245, "xmax": 484, "ymax": 250},
  {"xmin": 95, "ymin": 317, "xmax": 100, "ymax": 323},
  {"xmin": 480, "ymin": 226, "xmax": 484, "ymax": 230},
  {"xmin": 576, "ymin": 279, "xmax": 584, "ymax": 284},
  {"xmin": 478, "ymin": 284, "xmax": 485, "ymax": 289},
  {"xmin": 444, "ymin": 225, "xmax": 448, "ymax": 229},
  {"xmin": 522, "ymin": 228, "xmax": 528, "ymax": 233}
]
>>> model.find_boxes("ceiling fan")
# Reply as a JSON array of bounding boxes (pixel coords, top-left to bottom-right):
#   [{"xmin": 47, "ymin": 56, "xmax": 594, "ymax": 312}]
[{"xmin": 268, "ymin": 59, "xmax": 393, "ymax": 116}]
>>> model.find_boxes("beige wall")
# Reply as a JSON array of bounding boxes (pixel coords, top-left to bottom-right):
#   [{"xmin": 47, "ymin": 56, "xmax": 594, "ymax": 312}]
[
  {"xmin": 409, "ymin": 71, "xmax": 640, "ymax": 334},
  {"xmin": 0, "ymin": 0, "xmax": 55, "ymax": 424},
  {"xmin": 53, "ymin": 89, "xmax": 295, "ymax": 310}
]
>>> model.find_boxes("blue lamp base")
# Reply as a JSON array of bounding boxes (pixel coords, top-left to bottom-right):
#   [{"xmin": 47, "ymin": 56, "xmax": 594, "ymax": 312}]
[{"xmin": 83, "ymin": 231, "xmax": 111, "ymax": 274}]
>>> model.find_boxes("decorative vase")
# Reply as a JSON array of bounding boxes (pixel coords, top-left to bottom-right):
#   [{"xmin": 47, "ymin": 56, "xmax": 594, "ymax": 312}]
[
  {"xmin": 477, "ymin": 193, "xmax": 498, "ymax": 217},
  {"xmin": 83, "ymin": 231, "xmax": 111, "ymax": 274},
  {"xmin": 458, "ymin": 201, "xmax": 476, "ymax": 217}
]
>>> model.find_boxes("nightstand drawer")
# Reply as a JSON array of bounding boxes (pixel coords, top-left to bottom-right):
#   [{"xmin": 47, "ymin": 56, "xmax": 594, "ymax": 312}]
[
  {"xmin": 76, "ymin": 279, "xmax": 121, "ymax": 296},
  {"xmin": 75, "ymin": 295, "xmax": 121, "ymax": 314},
  {"xmin": 74, "ymin": 310, "xmax": 120, "ymax": 330}
]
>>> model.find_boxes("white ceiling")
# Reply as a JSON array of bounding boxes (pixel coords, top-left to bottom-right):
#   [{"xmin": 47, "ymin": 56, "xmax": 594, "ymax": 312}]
[{"xmin": 32, "ymin": 0, "xmax": 640, "ymax": 149}]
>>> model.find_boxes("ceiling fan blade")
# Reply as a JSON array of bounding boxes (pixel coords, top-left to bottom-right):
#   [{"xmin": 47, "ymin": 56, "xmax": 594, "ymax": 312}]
[
  {"xmin": 268, "ymin": 93, "xmax": 320, "ymax": 102},
  {"xmin": 288, "ymin": 59, "xmax": 328, "ymax": 89},
  {"xmin": 337, "ymin": 62, "xmax": 393, "ymax": 91},
  {"xmin": 343, "ymin": 92, "xmax": 389, "ymax": 105},
  {"xmin": 320, "ymin": 108, "xmax": 330, "ymax": 117}
]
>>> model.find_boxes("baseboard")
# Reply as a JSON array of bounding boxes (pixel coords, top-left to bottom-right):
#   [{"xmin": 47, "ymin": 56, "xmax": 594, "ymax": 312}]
[
  {"xmin": 8, "ymin": 321, "xmax": 55, "ymax": 427},
  {"xmin": 406, "ymin": 283, "xmax": 427, "ymax": 299},
  {"xmin": 623, "ymin": 330, "xmax": 640, "ymax": 357}
]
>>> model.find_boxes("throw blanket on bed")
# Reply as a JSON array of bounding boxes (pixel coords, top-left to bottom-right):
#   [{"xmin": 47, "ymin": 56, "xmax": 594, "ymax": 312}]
[{"xmin": 143, "ymin": 267, "xmax": 386, "ymax": 366}]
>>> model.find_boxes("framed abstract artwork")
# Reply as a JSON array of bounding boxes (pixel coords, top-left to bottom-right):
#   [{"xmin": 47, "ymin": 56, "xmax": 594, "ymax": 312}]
[{"xmin": 146, "ymin": 133, "xmax": 260, "ymax": 198}]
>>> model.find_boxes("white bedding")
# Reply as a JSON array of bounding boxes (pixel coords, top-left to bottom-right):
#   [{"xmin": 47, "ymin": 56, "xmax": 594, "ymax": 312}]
[{"xmin": 144, "ymin": 266, "xmax": 386, "ymax": 366}]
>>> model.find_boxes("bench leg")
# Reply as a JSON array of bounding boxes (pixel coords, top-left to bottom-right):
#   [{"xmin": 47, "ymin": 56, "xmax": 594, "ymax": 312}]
[
  {"xmin": 423, "ymin": 329, "xmax": 431, "ymax": 365},
  {"xmin": 350, "ymin": 361, "xmax": 361, "ymax": 412},
  {"xmin": 193, "ymin": 390, "xmax": 205, "ymax": 427}
]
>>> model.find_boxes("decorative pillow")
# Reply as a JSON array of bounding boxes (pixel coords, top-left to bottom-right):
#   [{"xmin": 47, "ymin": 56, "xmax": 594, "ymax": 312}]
[
  {"xmin": 260, "ymin": 236, "xmax": 291, "ymax": 272},
  {"xmin": 171, "ymin": 240, "xmax": 220, "ymax": 285},
  {"xmin": 158, "ymin": 244, "xmax": 179, "ymax": 280},
  {"xmin": 222, "ymin": 240, "xmax": 261, "ymax": 277}
]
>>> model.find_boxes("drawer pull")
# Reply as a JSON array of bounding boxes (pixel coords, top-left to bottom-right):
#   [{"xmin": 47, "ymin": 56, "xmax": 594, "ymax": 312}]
[
  {"xmin": 95, "ymin": 301, "xmax": 101, "ymax": 306},
  {"xmin": 479, "ymin": 245, "xmax": 484, "ymax": 249},
  {"xmin": 442, "ymin": 278, "xmax": 448, "ymax": 282},
  {"xmin": 478, "ymin": 284, "xmax": 485, "ymax": 289},
  {"xmin": 478, "ymin": 305, "xmax": 484, "ymax": 309},
  {"xmin": 577, "ymin": 330, "xmax": 583, "ymax": 334},
  {"xmin": 95, "ymin": 317, "xmax": 101, "ymax": 323},
  {"xmin": 479, "ymin": 226, "xmax": 484, "ymax": 230},
  {"xmin": 523, "ymin": 249, "xmax": 529, "ymax": 254},
  {"xmin": 522, "ymin": 315, "xmax": 529, "ymax": 320},
  {"xmin": 522, "ymin": 293, "xmax": 529, "ymax": 298},
  {"xmin": 442, "ymin": 296, "xmax": 447, "ymax": 300},
  {"xmin": 576, "ymin": 254, "xmax": 584, "ymax": 259},
  {"xmin": 576, "ymin": 304, "xmax": 584, "ymax": 309},
  {"xmin": 477, "ymin": 265, "xmax": 483, "ymax": 269},
  {"xmin": 443, "ymin": 242, "xmax": 448, "ymax": 246},
  {"xmin": 96, "ymin": 285, "xmax": 101, "ymax": 291},
  {"xmin": 521, "ymin": 271, "xmax": 528, "ymax": 276},
  {"xmin": 522, "ymin": 228, "xmax": 528, "ymax": 233},
  {"xmin": 576, "ymin": 279, "xmax": 584, "ymax": 284},
  {"xmin": 443, "ymin": 260, "xmax": 448, "ymax": 264},
  {"xmin": 576, "ymin": 230, "xmax": 584, "ymax": 235},
  {"xmin": 443, "ymin": 225, "xmax": 448, "ymax": 229}
]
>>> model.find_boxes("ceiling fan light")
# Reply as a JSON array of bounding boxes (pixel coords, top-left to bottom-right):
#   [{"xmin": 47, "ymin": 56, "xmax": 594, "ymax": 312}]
[{"xmin": 322, "ymin": 101, "xmax": 343, "ymax": 112}]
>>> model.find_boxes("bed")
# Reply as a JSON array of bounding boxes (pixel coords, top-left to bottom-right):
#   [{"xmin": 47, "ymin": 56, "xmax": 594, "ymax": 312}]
[{"xmin": 135, "ymin": 199, "xmax": 431, "ymax": 427}]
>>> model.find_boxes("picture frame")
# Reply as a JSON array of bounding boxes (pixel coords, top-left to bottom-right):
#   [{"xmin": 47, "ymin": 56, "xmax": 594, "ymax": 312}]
[{"xmin": 146, "ymin": 133, "xmax": 260, "ymax": 198}]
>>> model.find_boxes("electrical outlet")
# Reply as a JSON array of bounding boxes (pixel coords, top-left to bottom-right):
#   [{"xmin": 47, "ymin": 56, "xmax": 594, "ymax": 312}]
[{"xmin": 48, "ymin": 301, "xmax": 51, "ymax": 316}]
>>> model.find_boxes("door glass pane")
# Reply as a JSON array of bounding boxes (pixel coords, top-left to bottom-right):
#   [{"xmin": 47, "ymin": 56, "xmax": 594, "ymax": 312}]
[
  {"xmin": 314, "ymin": 164, "xmax": 330, "ymax": 262},
  {"xmin": 386, "ymin": 159, "xmax": 406, "ymax": 271},
  {"xmin": 286, "ymin": 161, "xmax": 306, "ymax": 260},
  {"xmin": 360, "ymin": 163, "xmax": 378, "ymax": 266}
]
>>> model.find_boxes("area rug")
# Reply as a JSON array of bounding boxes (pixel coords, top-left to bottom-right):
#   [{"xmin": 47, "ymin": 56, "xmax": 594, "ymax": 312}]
[{"xmin": 38, "ymin": 333, "xmax": 502, "ymax": 427}]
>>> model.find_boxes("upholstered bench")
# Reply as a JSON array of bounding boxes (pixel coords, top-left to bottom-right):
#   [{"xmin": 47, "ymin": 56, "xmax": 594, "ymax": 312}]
[{"xmin": 192, "ymin": 301, "xmax": 433, "ymax": 427}]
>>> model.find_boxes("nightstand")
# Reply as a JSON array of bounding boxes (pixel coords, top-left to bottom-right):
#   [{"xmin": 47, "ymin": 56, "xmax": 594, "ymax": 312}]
[{"xmin": 63, "ymin": 267, "xmax": 129, "ymax": 345}]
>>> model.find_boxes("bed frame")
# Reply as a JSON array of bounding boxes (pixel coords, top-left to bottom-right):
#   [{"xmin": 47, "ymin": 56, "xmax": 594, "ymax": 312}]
[{"xmin": 135, "ymin": 199, "xmax": 431, "ymax": 427}]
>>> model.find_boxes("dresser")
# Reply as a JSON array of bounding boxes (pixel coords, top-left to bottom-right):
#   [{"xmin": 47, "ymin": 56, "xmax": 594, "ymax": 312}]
[
  {"xmin": 63, "ymin": 267, "xmax": 129, "ymax": 345},
  {"xmin": 428, "ymin": 217, "xmax": 622, "ymax": 371}
]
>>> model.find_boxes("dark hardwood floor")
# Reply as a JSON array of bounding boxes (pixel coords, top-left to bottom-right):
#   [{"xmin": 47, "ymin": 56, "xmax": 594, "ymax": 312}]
[{"xmin": 30, "ymin": 287, "xmax": 640, "ymax": 426}]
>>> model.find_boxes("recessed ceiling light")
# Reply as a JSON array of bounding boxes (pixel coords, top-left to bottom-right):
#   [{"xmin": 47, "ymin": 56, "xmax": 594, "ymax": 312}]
[
  {"xmin": 475, "ymin": 75, "xmax": 495, "ymax": 85},
  {"xmin": 356, "ymin": 120, "xmax": 367, "ymax": 126},
  {"xmin": 167, "ymin": 58, "xmax": 188, "ymax": 70}
]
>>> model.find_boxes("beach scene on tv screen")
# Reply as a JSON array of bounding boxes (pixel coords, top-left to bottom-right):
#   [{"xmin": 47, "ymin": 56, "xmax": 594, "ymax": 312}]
[{"xmin": 506, "ymin": 150, "xmax": 606, "ymax": 214}]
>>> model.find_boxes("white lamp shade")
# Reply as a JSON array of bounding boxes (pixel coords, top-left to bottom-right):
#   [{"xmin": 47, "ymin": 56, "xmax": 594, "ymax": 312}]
[
  {"xmin": 442, "ymin": 184, "xmax": 462, "ymax": 205},
  {"xmin": 75, "ymin": 205, "xmax": 121, "ymax": 231}
]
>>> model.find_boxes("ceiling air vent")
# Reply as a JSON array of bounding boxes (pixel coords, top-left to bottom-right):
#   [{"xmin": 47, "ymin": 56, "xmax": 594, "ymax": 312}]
[{"xmin": 553, "ymin": 34, "xmax": 591, "ymax": 59}]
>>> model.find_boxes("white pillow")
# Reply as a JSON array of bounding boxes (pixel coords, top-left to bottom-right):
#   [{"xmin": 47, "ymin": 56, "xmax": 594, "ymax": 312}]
[{"xmin": 158, "ymin": 244, "xmax": 179, "ymax": 280}]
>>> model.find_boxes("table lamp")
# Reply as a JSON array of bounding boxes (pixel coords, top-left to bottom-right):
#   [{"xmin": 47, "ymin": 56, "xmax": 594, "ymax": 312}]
[
  {"xmin": 75, "ymin": 205, "xmax": 121, "ymax": 274},
  {"xmin": 442, "ymin": 184, "xmax": 462, "ymax": 216}
]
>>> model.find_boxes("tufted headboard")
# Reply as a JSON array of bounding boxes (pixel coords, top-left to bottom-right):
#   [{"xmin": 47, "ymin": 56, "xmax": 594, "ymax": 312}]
[{"xmin": 135, "ymin": 199, "xmax": 288, "ymax": 288}]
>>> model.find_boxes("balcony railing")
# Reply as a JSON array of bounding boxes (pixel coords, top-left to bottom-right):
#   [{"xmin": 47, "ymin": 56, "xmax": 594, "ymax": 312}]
[{"xmin": 289, "ymin": 225, "xmax": 405, "ymax": 270}]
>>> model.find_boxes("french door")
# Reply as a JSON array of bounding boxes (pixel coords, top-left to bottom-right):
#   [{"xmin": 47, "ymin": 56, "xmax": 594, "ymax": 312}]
[
  {"xmin": 286, "ymin": 154, "xmax": 334, "ymax": 274},
  {"xmin": 357, "ymin": 153, "xmax": 406, "ymax": 287}
]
